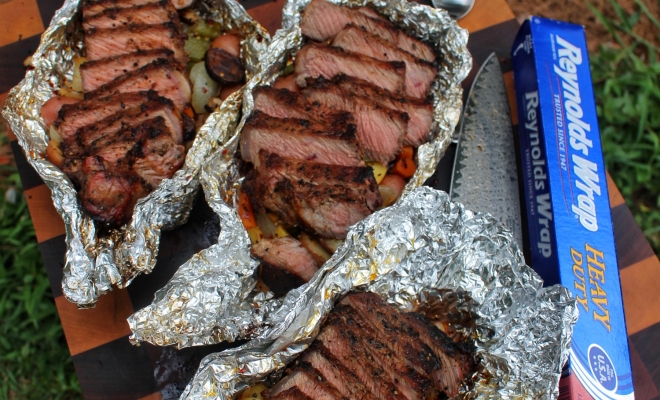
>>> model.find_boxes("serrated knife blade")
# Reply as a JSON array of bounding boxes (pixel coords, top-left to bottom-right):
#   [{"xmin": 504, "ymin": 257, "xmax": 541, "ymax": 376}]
[{"xmin": 450, "ymin": 53, "xmax": 523, "ymax": 248}]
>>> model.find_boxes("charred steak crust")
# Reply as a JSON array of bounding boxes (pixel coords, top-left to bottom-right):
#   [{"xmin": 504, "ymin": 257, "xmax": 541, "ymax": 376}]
[
  {"xmin": 82, "ymin": 1, "xmax": 178, "ymax": 30},
  {"xmin": 245, "ymin": 110, "xmax": 357, "ymax": 143}
]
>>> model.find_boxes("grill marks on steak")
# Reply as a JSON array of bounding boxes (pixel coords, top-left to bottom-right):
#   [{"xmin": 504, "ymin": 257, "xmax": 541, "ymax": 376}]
[
  {"xmin": 302, "ymin": 80, "xmax": 407, "ymax": 165},
  {"xmin": 82, "ymin": 2, "xmax": 178, "ymax": 30},
  {"xmin": 264, "ymin": 293, "xmax": 475, "ymax": 399},
  {"xmin": 240, "ymin": 110, "xmax": 363, "ymax": 168},
  {"xmin": 80, "ymin": 49, "xmax": 178, "ymax": 92},
  {"xmin": 324, "ymin": 75, "xmax": 434, "ymax": 146},
  {"xmin": 82, "ymin": 0, "xmax": 164, "ymax": 18},
  {"xmin": 85, "ymin": 59, "xmax": 191, "ymax": 110},
  {"xmin": 332, "ymin": 25, "xmax": 437, "ymax": 99},
  {"xmin": 252, "ymin": 86, "xmax": 347, "ymax": 122},
  {"xmin": 244, "ymin": 151, "xmax": 381, "ymax": 238},
  {"xmin": 301, "ymin": 0, "xmax": 436, "ymax": 63},
  {"xmin": 84, "ymin": 22, "xmax": 186, "ymax": 61},
  {"xmin": 295, "ymin": 43, "xmax": 406, "ymax": 95}
]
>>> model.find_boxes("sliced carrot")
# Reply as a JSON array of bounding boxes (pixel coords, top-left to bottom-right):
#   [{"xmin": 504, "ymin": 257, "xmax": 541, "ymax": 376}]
[
  {"xmin": 391, "ymin": 146, "xmax": 416, "ymax": 178},
  {"xmin": 183, "ymin": 107, "xmax": 195, "ymax": 118},
  {"xmin": 238, "ymin": 191, "xmax": 257, "ymax": 230}
]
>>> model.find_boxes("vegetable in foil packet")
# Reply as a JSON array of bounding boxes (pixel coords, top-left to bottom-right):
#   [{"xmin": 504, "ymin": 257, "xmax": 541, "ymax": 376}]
[
  {"xmin": 178, "ymin": 187, "xmax": 578, "ymax": 399},
  {"xmin": 128, "ymin": 0, "xmax": 471, "ymax": 347},
  {"xmin": 1, "ymin": 0, "xmax": 270, "ymax": 307}
]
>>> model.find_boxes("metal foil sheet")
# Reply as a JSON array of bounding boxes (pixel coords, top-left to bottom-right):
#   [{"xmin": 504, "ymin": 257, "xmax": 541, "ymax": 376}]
[
  {"xmin": 178, "ymin": 187, "xmax": 577, "ymax": 399},
  {"xmin": 1, "ymin": 0, "xmax": 270, "ymax": 307},
  {"xmin": 129, "ymin": 0, "xmax": 472, "ymax": 347}
]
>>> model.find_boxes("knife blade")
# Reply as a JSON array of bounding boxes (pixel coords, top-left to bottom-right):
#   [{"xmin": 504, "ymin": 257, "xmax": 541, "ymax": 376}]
[{"xmin": 450, "ymin": 53, "xmax": 523, "ymax": 248}]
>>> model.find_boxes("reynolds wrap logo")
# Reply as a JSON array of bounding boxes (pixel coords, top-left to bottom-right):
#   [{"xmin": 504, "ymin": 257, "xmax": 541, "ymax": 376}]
[{"xmin": 554, "ymin": 36, "xmax": 602, "ymax": 232}]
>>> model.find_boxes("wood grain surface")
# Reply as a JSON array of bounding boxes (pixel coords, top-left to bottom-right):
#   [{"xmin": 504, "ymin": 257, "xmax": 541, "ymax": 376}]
[{"xmin": 1, "ymin": 0, "xmax": 659, "ymax": 398}]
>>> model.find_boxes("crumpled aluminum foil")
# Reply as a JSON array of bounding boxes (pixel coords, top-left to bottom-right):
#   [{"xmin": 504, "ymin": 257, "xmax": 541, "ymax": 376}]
[
  {"xmin": 178, "ymin": 187, "xmax": 578, "ymax": 399},
  {"xmin": 129, "ymin": 0, "xmax": 471, "ymax": 347},
  {"xmin": 1, "ymin": 0, "xmax": 270, "ymax": 308}
]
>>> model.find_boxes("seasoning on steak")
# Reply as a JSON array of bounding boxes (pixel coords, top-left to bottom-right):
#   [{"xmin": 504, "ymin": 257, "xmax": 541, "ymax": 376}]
[
  {"xmin": 80, "ymin": 49, "xmax": 179, "ymax": 92},
  {"xmin": 84, "ymin": 22, "xmax": 186, "ymax": 62},
  {"xmin": 262, "ymin": 292, "xmax": 475, "ymax": 399},
  {"xmin": 300, "ymin": 0, "xmax": 436, "ymax": 63},
  {"xmin": 302, "ymin": 79, "xmax": 407, "ymax": 165},
  {"xmin": 82, "ymin": 2, "xmax": 179, "ymax": 30},
  {"xmin": 294, "ymin": 43, "xmax": 406, "ymax": 95},
  {"xmin": 332, "ymin": 25, "xmax": 437, "ymax": 99},
  {"xmin": 321, "ymin": 75, "xmax": 434, "ymax": 146},
  {"xmin": 252, "ymin": 85, "xmax": 348, "ymax": 122},
  {"xmin": 78, "ymin": 156, "xmax": 135, "ymax": 226},
  {"xmin": 205, "ymin": 48, "xmax": 245, "ymax": 84},
  {"xmin": 54, "ymin": 91, "xmax": 156, "ymax": 141},
  {"xmin": 82, "ymin": 0, "xmax": 164, "ymax": 18},
  {"xmin": 269, "ymin": 387, "xmax": 312, "ymax": 400},
  {"xmin": 252, "ymin": 237, "xmax": 319, "ymax": 297},
  {"xmin": 84, "ymin": 59, "xmax": 191, "ymax": 110},
  {"xmin": 130, "ymin": 127, "xmax": 186, "ymax": 189},
  {"xmin": 240, "ymin": 110, "xmax": 364, "ymax": 168}
]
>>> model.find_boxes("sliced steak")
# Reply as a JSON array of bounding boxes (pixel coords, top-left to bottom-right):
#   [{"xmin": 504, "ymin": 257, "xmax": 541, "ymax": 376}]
[
  {"xmin": 79, "ymin": 156, "xmax": 134, "ymax": 226},
  {"xmin": 252, "ymin": 86, "xmax": 346, "ymax": 122},
  {"xmin": 82, "ymin": 2, "xmax": 178, "ymax": 30},
  {"xmin": 324, "ymin": 75, "xmax": 434, "ymax": 146},
  {"xmin": 240, "ymin": 110, "xmax": 363, "ymax": 168},
  {"xmin": 84, "ymin": 23, "xmax": 186, "ymax": 62},
  {"xmin": 267, "ymin": 363, "xmax": 344, "ymax": 400},
  {"xmin": 316, "ymin": 321, "xmax": 405, "ymax": 400},
  {"xmin": 242, "ymin": 170, "xmax": 299, "ymax": 227},
  {"xmin": 329, "ymin": 306, "xmax": 436, "ymax": 400},
  {"xmin": 302, "ymin": 81, "xmax": 407, "ymax": 165},
  {"xmin": 85, "ymin": 59, "xmax": 191, "ymax": 110},
  {"xmin": 80, "ymin": 49, "xmax": 178, "ymax": 92},
  {"xmin": 131, "ymin": 129, "xmax": 186, "ymax": 189},
  {"xmin": 268, "ymin": 387, "xmax": 313, "ymax": 400},
  {"xmin": 54, "ymin": 91, "xmax": 154, "ymax": 141},
  {"xmin": 295, "ymin": 43, "xmax": 406, "ymax": 95},
  {"xmin": 258, "ymin": 151, "xmax": 381, "ymax": 211},
  {"xmin": 403, "ymin": 313, "xmax": 476, "ymax": 397},
  {"xmin": 252, "ymin": 237, "xmax": 319, "ymax": 296},
  {"xmin": 300, "ymin": 0, "xmax": 435, "ymax": 62},
  {"xmin": 339, "ymin": 293, "xmax": 446, "ymax": 392},
  {"xmin": 332, "ymin": 25, "xmax": 437, "ymax": 98},
  {"xmin": 301, "ymin": 345, "xmax": 378, "ymax": 400},
  {"xmin": 78, "ymin": 96, "xmax": 182, "ymax": 151},
  {"xmin": 83, "ymin": 0, "xmax": 163, "ymax": 18}
]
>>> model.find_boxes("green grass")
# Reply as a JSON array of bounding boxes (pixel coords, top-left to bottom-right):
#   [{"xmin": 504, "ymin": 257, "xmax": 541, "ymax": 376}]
[
  {"xmin": 587, "ymin": 0, "xmax": 660, "ymax": 254},
  {"xmin": 0, "ymin": 128, "xmax": 81, "ymax": 399}
]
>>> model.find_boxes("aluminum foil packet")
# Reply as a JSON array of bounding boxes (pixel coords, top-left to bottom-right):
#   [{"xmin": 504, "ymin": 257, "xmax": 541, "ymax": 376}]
[
  {"xmin": 1, "ymin": 0, "xmax": 270, "ymax": 307},
  {"xmin": 178, "ymin": 187, "xmax": 578, "ymax": 399},
  {"xmin": 128, "ymin": 0, "xmax": 471, "ymax": 347}
]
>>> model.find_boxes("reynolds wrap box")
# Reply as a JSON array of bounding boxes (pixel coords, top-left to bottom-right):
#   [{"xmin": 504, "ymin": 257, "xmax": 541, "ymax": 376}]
[{"xmin": 511, "ymin": 17, "xmax": 634, "ymax": 399}]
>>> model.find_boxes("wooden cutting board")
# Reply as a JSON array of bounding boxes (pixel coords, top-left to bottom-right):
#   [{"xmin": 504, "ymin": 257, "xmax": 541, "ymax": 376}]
[{"xmin": 2, "ymin": 0, "xmax": 659, "ymax": 398}]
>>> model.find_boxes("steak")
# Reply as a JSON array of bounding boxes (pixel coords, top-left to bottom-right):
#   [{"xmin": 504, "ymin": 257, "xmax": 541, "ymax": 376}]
[
  {"xmin": 332, "ymin": 25, "xmax": 437, "ymax": 99},
  {"xmin": 252, "ymin": 86, "xmax": 347, "ymax": 122},
  {"xmin": 267, "ymin": 363, "xmax": 344, "ymax": 400},
  {"xmin": 329, "ymin": 307, "xmax": 436, "ymax": 400},
  {"xmin": 324, "ymin": 75, "xmax": 434, "ymax": 146},
  {"xmin": 338, "ymin": 293, "xmax": 446, "ymax": 391},
  {"xmin": 54, "ymin": 91, "xmax": 154, "ymax": 141},
  {"xmin": 300, "ymin": 0, "xmax": 436, "ymax": 62},
  {"xmin": 84, "ymin": 22, "xmax": 186, "ymax": 62},
  {"xmin": 240, "ymin": 110, "xmax": 363, "ymax": 168},
  {"xmin": 257, "ymin": 151, "xmax": 381, "ymax": 210},
  {"xmin": 252, "ymin": 237, "xmax": 319, "ymax": 296},
  {"xmin": 301, "ymin": 345, "xmax": 378, "ymax": 400},
  {"xmin": 269, "ymin": 387, "xmax": 312, "ymax": 400},
  {"xmin": 78, "ymin": 156, "xmax": 135, "ymax": 226},
  {"xmin": 84, "ymin": 59, "xmax": 191, "ymax": 110},
  {"xmin": 83, "ymin": 0, "xmax": 163, "ymax": 18},
  {"xmin": 131, "ymin": 127, "xmax": 186, "ymax": 189},
  {"xmin": 302, "ymin": 81, "xmax": 407, "ymax": 165},
  {"xmin": 80, "ymin": 49, "xmax": 178, "ymax": 92},
  {"xmin": 79, "ymin": 96, "xmax": 183, "ymax": 151},
  {"xmin": 316, "ymin": 322, "xmax": 405, "ymax": 400},
  {"xmin": 403, "ymin": 313, "xmax": 475, "ymax": 397},
  {"xmin": 294, "ymin": 43, "xmax": 406, "ymax": 95},
  {"xmin": 82, "ymin": 2, "xmax": 178, "ymax": 30}
]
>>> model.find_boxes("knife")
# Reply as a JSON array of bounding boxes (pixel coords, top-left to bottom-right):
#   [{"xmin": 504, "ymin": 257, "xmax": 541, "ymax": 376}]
[{"xmin": 449, "ymin": 53, "xmax": 523, "ymax": 248}]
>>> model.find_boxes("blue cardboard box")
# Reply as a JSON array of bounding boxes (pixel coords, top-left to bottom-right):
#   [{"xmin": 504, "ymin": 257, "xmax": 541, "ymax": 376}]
[{"xmin": 512, "ymin": 17, "xmax": 634, "ymax": 399}]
